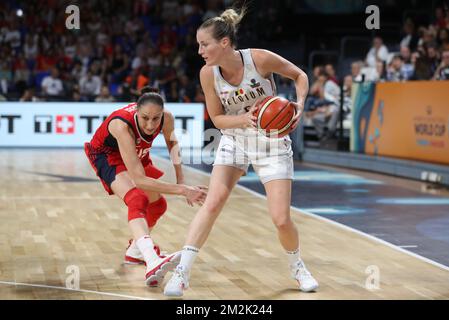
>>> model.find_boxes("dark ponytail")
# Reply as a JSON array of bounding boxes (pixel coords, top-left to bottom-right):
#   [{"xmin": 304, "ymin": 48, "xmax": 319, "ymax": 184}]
[{"xmin": 137, "ymin": 86, "xmax": 164, "ymax": 109}]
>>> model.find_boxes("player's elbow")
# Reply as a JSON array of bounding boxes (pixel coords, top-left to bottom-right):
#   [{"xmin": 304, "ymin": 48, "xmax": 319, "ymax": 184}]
[{"xmin": 297, "ymin": 69, "xmax": 309, "ymax": 83}]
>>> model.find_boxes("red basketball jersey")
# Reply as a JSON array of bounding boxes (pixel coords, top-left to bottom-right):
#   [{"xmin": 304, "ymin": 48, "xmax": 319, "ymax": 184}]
[{"xmin": 88, "ymin": 102, "xmax": 164, "ymax": 167}]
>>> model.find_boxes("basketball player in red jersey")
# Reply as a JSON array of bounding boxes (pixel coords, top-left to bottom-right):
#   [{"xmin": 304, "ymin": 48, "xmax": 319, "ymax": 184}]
[
  {"xmin": 165, "ymin": 7, "xmax": 318, "ymax": 296},
  {"xmin": 85, "ymin": 87, "xmax": 207, "ymax": 287}
]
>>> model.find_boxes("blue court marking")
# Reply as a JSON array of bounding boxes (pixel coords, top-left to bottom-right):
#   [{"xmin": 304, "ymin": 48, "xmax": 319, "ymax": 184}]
[
  {"xmin": 345, "ymin": 189, "xmax": 370, "ymax": 193},
  {"xmin": 376, "ymin": 198, "xmax": 449, "ymax": 205},
  {"xmin": 239, "ymin": 170, "xmax": 384, "ymax": 185},
  {"xmin": 300, "ymin": 207, "xmax": 366, "ymax": 215},
  {"xmin": 416, "ymin": 217, "xmax": 449, "ymax": 245}
]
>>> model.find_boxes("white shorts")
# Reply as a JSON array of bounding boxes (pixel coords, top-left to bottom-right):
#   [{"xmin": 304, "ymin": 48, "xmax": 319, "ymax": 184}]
[{"xmin": 213, "ymin": 134, "xmax": 294, "ymax": 184}]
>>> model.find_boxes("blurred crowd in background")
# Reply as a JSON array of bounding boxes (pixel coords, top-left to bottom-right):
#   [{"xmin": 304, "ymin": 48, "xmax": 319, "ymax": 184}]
[
  {"xmin": 302, "ymin": 4, "xmax": 449, "ymax": 140},
  {"xmin": 0, "ymin": 0, "xmax": 448, "ymax": 137},
  {"xmin": 0, "ymin": 0, "xmax": 234, "ymax": 103}
]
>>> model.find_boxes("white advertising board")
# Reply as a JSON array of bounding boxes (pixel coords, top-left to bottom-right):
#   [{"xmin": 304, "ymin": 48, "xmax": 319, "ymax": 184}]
[{"xmin": 0, "ymin": 102, "xmax": 204, "ymax": 147}]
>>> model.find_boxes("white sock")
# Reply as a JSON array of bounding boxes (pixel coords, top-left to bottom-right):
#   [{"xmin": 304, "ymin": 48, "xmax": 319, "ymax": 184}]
[
  {"xmin": 286, "ymin": 248, "xmax": 301, "ymax": 267},
  {"xmin": 179, "ymin": 245, "xmax": 199, "ymax": 273},
  {"xmin": 136, "ymin": 235, "xmax": 159, "ymax": 265},
  {"xmin": 129, "ymin": 239, "xmax": 138, "ymax": 250},
  {"xmin": 125, "ymin": 239, "xmax": 139, "ymax": 255}
]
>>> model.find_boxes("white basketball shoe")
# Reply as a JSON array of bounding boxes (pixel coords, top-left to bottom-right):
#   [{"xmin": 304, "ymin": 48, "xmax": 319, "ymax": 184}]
[
  {"xmin": 124, "ymin": 239, "xmax": 166, "ymax": 265},
  {"xmin": 163, "ymin": 265, "xmax": 190, "ymax": 297},
  {"xmin": 291, "ymin": 260, "xmax": 319, "ymax": 292},
  {"xmin": 145, "ymin": 251, "xmax": 182, "ymax": 287}
]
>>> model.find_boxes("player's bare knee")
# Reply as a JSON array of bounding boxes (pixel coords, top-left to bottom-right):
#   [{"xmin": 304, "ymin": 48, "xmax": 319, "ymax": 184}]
[
  {"xmin": 272, "ymin": 217, "xmax": 294, "ymax": 231},
  {"xmin": 203, "ymin": 195, "xmax": 227, "ymax": 215}
]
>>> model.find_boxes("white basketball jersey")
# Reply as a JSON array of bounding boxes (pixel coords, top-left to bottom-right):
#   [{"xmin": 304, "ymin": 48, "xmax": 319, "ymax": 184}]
[{"xmin": 213, "ymin": 49, "xmax": 277, "ymax": 137}]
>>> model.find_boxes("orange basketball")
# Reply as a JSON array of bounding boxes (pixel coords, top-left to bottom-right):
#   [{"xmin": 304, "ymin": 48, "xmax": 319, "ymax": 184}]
[{"xmin": 254, "ymin": 96, "xmax": 296, "ymax": 138}]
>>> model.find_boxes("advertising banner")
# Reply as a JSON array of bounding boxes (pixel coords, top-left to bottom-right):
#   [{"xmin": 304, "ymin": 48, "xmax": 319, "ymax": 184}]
[
  {"xmin": 0, "ymin": 102, "xmax": 204, "ymax": 148},
  {"xmin": 351, "ymin": 81, "xmax": 449, "ymax": 165}
]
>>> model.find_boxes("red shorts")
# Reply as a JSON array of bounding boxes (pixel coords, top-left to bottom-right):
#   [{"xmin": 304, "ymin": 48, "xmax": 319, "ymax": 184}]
[{"xmin": 84, "ymin": 142, "xmax": 164, "ymax": 195}]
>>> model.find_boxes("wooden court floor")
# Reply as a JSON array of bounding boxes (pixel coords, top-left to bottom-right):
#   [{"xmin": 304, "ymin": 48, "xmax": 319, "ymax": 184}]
[{"xmin": 0, "ymin": 149, "xmax": 448, "ymax": 300}]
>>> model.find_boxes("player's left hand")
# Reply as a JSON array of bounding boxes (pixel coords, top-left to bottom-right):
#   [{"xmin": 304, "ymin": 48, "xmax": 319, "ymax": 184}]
[
  {"xmin": 177, "ymin": 177, "xmax": 194, "ymax": 206},
  {"xmin": 289, "ymin": 101, "xmax": 304, "ymax": 132}
]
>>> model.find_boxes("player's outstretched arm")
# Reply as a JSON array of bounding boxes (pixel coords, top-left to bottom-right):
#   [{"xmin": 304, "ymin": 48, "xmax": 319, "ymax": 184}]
[{"xmin": 109, "ymin": 119, "xmax": 207, "ymax": 204}]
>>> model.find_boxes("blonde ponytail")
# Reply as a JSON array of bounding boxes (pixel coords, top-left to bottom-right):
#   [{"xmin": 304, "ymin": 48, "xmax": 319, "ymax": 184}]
[
  {"xmin": 199, "ymin": 6, "xmax": 247, "ymax": 46},
  {"xmin": 220, "ymin": 8, "xmax": 245, "ymax": 29}
]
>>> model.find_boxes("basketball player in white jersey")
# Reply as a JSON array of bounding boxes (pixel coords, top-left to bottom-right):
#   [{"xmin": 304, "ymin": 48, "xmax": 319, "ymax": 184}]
[{"xmin": 164, "ymin": 7, "xmax": 319, "ymax": 296}]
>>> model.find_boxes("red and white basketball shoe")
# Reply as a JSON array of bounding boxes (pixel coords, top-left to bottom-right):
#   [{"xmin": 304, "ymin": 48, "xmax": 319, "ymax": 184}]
[
  {"xmin": 124, "ymin": 239, "xmax": 166, "ymax": 265},
  {"xmin": 145, "ymin": 251, "xmax": 182, "ymax": 287}
]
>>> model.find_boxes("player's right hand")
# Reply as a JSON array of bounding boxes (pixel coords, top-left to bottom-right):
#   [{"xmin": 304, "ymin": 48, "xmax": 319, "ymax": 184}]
[
  {"xmin": 183, "ymin": 185, "xmax": 208, "ymax": 206},
  {"xmin": 240, "ymin": 103, "xmax": 259, "ymax": 129}
]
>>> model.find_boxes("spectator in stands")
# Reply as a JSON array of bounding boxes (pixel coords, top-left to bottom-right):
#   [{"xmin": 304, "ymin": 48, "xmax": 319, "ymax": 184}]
[
  {"xmin": 95, "ymin": 85, "xmax": 116, "ymax": 102},
  {"xmin": 375, "ymin": 61, "xmax": 387, "ymax": 81},
  {"xmin": 360, "ymin": 60, "xmax": 386, "ymax": 82},
  {"xmin": 433, "ymin": 50, "xmax": 449, "ymax": 80},
  {"xmin": 157, "ymin": 24, "xmax": 177, "ymax": 56},
  {"xmin": 202, "ymin": 0, "xmax": 221, "ymax": 21},
  {"xmin": 400, "ymin": 46, "xmax": 415, "ymax": 79},
  {"xmin": 417, "ymin": 26, "xmax": 437, "ymax": 48},
  {"xmin": 310, "ymin": 103, "xmax": 340, "ymax": 141},
  {"xmin": 127, "ymin": 65, "xmax": 150, "ymax": 99},
  {"xmin": 306, "ymin": 71, "xmax": 340, "ymax": 141},
  {"xmin": 410, "ymin": 51, "xmax": 434, "ymax": 80},
  {"xmin": 366, "ymin": 36, "xmax": 389, "ymax": 68},
  {"xmin": 433, "ymin": 7, "xmax": 447, "ymax": 29},
  {"xmin": 71, "ymin": 89, "xmax": 85, "ymax": 102},
  {"xmin": 178, "ymin": 74, "xmax": 196, "ymax": 102},
  {"xmin": 20, "ymin": 88, "xmax": 39, "ymax": 102},
  {"xmin": 108, "ymin": 44, "xmax": 129, "ymax": 84},
  {"xmin": 13, "ymin": 53, "xmax": 30, "ymax": 96},
  {"xmin": 324, "ymin": 64, "xmax": 338, "ymax": 84},
  {"xmin": 153, "ymin": 56, "xmax": 177, "ymax": 96},
  {"xmin": 0, "ymin": 60, "xmax": 12, "ymax": 95},
  {"xmin": 400, "ymin": 18, "xmax": 419, "ymax": 51},
  {"xmin": 71, "ymin": 61, "xmax": 84, "ymax": 83},
  {"xmin": 277, "ymin": 76, "xmax": 296, "ymax": 101},
  {"xmin": 131, "ymin": 46, "xmax": 148, "ymax": 70},
  {"xmin": 437, "ymin": 28, "xmax": 449, "ymax": 52},
  {"xmin": 310, "ymin": 65, "xmax": 324, "ymax": 83},
  {"xmin": 3, "ymin": 20, "xmax": 21, "ymax": 52},
  {"xmin": 426, "ymin": 44, "xmax": 440, "ymax": 75},
  {"xmin": 445, "ymin": 6, "xmax": 449, "ymax": 29},
  {"xmin": 24, "ymin": 34, "xmax": 38, "ymax": 63},
  {"xmin": 305, "ymin": 70, "xmax": 327, "ymax": 112},
  {"xmin": 386, "ymin": 54, "xmax": 405, "ymax": 81},
  {"xmin": 63, "ymin": 33, "xmax": 77, "ymax": 59},
  {"xmin": 36, "ymin": 45, "xmax": 58, "ymax": 71},
  {"xmin": 323, "ymin": 71, "xmax": 341, "ymax": 105},
  {"xmin": 350, "ymin": 61, "xmax": 363, "ymax": 82},
  {"xmin": 79, "ymin": 70, "xmax": 102, "ymax": 100},
  {"xmin": 147, "ymin": 47, "xmax": 160, "ymax": 68},
  {"xmin": 41, "ymin": 67, "xmax": 64, "ymax": 99},
  {"xmin": 166, "ymin": 80, "xmax": 182, "ymax": 102},
  {"xmin": 194, "ymin": 84, "xmax": 206, "ymax": 104},
  {"xmin": 342, "ymin": 75, "xmax": 353, "ymax": 118},
  {"xmin": 134, "ymin": 0, "xmax": 150, "ymax": 16}
]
